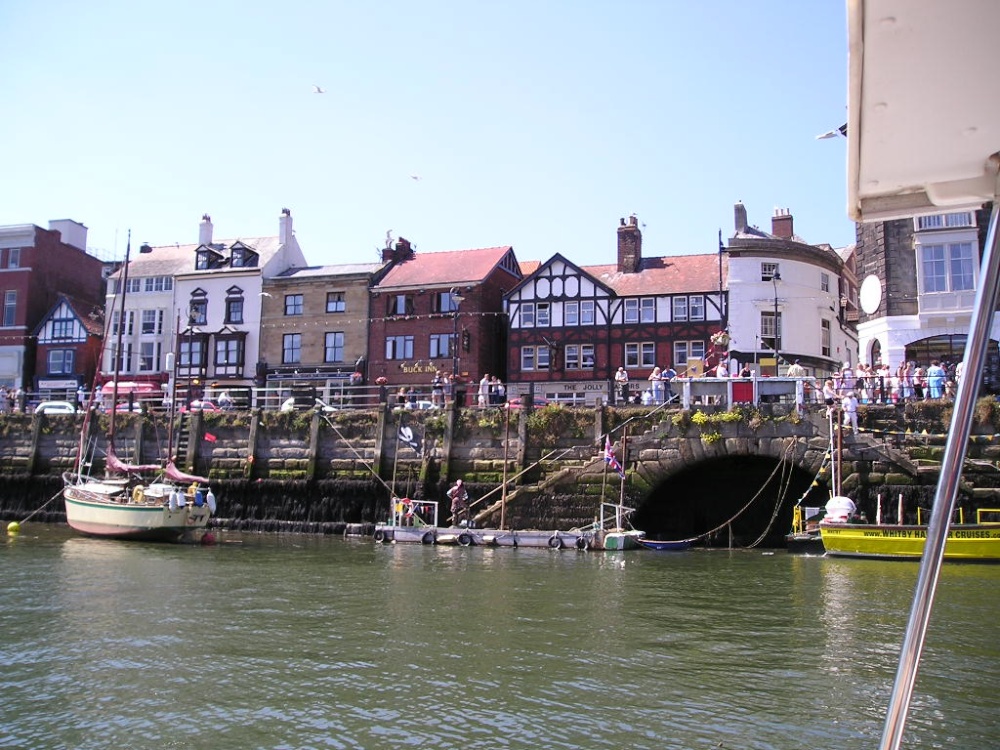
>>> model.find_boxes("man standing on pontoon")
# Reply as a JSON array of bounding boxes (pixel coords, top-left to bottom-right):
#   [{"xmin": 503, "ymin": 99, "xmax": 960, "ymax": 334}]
[{"xmin": 448, "ymin": 479, "xmax": 469, "ymax": 527}]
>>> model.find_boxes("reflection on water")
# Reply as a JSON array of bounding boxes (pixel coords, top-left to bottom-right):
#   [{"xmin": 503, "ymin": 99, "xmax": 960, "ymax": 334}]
[{"xmin": 2, "ymin": 526, "xmax": 999, "ymax": 749}]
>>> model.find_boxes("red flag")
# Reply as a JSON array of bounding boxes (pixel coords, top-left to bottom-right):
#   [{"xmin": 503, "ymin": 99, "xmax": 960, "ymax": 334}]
[{"xmin": 203, "ymin": 432, "xmax": 217, "ymax": 443}]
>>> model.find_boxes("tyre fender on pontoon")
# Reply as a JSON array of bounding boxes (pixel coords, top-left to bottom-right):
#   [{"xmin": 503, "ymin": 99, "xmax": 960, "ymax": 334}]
[
  {"xmin": 575, "ymin": 536, "xmax": 588, "ymax": 550},
  {"xmin": 548, "ymin": 534, "xmax": 563, "ymax": 549},
  {"xmin": 421, "ymin": 531, "xmax": 435, "ymax": 545},
  {"xmin": 458, "ymin": 533, "xmax": 473, "ymax": 547}
]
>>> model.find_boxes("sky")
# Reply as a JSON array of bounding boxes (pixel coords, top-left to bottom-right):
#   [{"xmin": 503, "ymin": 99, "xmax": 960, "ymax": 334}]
[{"xmin": 0, "ymin": 1, "xmax": 854, "ymax": 268}]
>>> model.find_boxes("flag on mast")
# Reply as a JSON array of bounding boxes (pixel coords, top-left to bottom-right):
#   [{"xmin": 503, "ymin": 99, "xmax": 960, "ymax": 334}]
[{"xmin": 604, "ymin": 435, "xmax": 625, "ymax": 479}]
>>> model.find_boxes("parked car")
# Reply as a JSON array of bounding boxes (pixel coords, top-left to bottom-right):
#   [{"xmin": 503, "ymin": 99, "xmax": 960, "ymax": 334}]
[
  {"xmin": 179, "ymin": 400, "xmax": 221, "ymax": 413},
  {"xmin": 505, "ymin": 396, "xmax": 551, "ymax": 409},
  {"xmin": 33, "ymin": 400, "xmax": 77, "ymax": 415}
]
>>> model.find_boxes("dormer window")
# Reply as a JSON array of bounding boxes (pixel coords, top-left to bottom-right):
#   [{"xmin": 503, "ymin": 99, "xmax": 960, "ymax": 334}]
[
  {"xmin": 196, "ymin": 245, "xmax": 223, "ymax": 270},
  {"xmin": 230, "ymin": 242, "xmax": 259, "ymax": 268}
]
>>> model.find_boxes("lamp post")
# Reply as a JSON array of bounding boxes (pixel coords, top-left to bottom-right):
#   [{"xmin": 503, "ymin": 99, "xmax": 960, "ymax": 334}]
[
  {"xmin": 450, "ymin": 287, "xmax": 465, "ymax": 378},
  {"xmin": 771, "ymin": 271, "xmax": 781, "ymax": 376}
]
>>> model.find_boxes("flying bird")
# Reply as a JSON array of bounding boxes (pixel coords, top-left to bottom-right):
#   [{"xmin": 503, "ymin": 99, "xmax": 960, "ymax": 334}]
[
  {"xmin": 312, "ymin": 84, "xmax": 325, "ymax": 94},
  {"xmin": 410, "ymin": 175, "xmax": 421, "ymax": 181},
  {"xmin": 259, "ymin": 292, "xmax": 273, "ymax": 298}
]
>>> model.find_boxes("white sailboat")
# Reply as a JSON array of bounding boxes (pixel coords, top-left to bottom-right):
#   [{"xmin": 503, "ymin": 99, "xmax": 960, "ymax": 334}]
[{"xmin": 62, "ymin": 235, "xmax": 215, "ymax": 542}]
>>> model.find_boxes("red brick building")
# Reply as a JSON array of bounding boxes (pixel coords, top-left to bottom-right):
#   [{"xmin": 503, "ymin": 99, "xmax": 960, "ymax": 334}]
[
  {"xmin": 367, "ymin": 239, "xmax": 522, "ymax": 393},
  {"xmin": 0, "ymin": 219, "xmax": 105, "ymax": 393}
]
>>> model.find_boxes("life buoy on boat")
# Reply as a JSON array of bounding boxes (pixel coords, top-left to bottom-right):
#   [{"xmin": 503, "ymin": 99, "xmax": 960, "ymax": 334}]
[
  {"xmin": 131, "ymin": 485, "xmax": 145, "ymax": 504},
  {"xmin": 374, "ymin": 529, "xmax": 386, "ymax": 543},
  {"xmin": 458, "ymin": 533, "xmax": 473, "ymax": 547},
  {"xmin": 548, "ymin": 534, "xmax": 563, "ymax": 549},
  {"xmin": 575, "ymin": 536, "xmax": 588, "ymax": 550},
  {"xmin": 421, "ymin": 531, "xmax": 435, "ymax": 545}
]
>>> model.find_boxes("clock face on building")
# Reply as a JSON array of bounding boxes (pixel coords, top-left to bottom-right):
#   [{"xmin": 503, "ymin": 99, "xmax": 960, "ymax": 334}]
[{"xmin": 859, "ymin": 274, "xmax": 883, "ymax": 314}]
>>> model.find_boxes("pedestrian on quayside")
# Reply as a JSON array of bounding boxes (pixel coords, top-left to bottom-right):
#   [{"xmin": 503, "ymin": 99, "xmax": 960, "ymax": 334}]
[{"xmin": 448, "ymin": 479, "xmax": 470, "ymax": 528}]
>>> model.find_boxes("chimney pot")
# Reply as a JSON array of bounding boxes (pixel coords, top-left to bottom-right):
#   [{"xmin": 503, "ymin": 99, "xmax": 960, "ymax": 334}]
[
  {"xmin": 734, "ymin": 201, "xmax": 748, "ymax": 234},
  {"xmin": 616, "ymin": 215, "xmax": 642, "ymax": 274},
  {"xmin": 771, "ymin": 208, "xmax": 794, "ymax": 239},
  {"xmin": 199, "ymin": 214, "xmax": 214, "ymax": 245}
]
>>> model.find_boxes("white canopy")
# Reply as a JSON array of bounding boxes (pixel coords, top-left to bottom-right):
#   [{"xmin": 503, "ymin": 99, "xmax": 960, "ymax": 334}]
[{"xmin": 847, "ymin": 0, "xmax": 1000, "ymax": 221}]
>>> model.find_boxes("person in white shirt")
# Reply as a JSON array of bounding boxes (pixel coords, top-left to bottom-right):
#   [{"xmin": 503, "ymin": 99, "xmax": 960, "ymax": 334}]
[{"xmin": 842, "ymin": 390, "xmax": 859, "ymax": 432}]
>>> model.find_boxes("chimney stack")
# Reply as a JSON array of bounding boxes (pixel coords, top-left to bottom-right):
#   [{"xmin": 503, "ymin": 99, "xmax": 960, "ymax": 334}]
[
  {"xmin": 616, "ymin": 215, "xmax": 642, "ymax": 274},
  {"xmin": 278, "ymin": 208, "xmax": 293, "ymax": 245},
  {"xmin": 199, "ymin": 214, "xmax": 213, "ymax": 245},
  {"xmin": 734, "ymin": 201, "xmax": 748, "ymax": 234},
  {"xmin": 771, "ymin": 207, "xmax": 794, "ymax": 239}
]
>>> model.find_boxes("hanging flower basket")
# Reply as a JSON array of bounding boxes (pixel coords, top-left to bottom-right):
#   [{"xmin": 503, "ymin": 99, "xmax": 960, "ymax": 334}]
[{"xmin": 710, "ymin": 331, "xmax": 731, "ymax": 348}]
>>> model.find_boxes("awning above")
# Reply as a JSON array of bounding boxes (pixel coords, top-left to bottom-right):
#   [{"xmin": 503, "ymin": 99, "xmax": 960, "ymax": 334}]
[{"xmin": 847, "ymin": 0, "xmax": 1000, "ymax": 222}]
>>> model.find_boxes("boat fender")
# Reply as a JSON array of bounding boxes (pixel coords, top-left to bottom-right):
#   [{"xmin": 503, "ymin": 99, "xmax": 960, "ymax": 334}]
[
  {"xmin": 548, "ymin": 534, "xmax": 563, "ymax": 549},
  {"xmin": 575, "ymin": 536, "xmax": 588, "ymax": 550},
  {"xmin": 374, "ymin": 529, "xmax": 386, "ymax": 543},
  {"xmin": 458, "ymin": 532, "xmax": 473, "ymax": 547},
  {"xmin": 206, "ymin": 489, "xmax": 217, "ymax": 514},
  {"xmin": 421, "ymin": 531, "xmax": 435, "ymax": 545},
  {"xmin": 168, "ymin": 490, "xmax": 179, "ymax": 512},
  {"xmin": 131, "ymin": 485, "xmax": 144, "ymax": 504},
  {"xmin": 177, "ymin": 490, "xmax": 187, "ymax": 508},
  {"xmin": 194, "ymin": 490, "xmax": 204, "ymax": 507}
]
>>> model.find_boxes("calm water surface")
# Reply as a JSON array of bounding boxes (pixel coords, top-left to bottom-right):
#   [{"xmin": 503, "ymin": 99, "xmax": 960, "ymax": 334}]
[{"xmin": 2, "ymin": 526, "xmax": 999, "ymax": 750}]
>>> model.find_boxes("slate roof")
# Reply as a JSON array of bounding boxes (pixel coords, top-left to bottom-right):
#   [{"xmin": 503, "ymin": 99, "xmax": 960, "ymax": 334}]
[
  {"xmin": 375, "ymin": 246, "xmax": 516, "ymax": 290},
  {"xmin": 111, "ymin": 236, "xmax": 283, "ymax": 279},
  {"xmin": 584, "ymin": 253, "xmax": 729, "ymax": 295},
  {"xmin": 275, "ymin": 262, "xmax": 384, "ymax": 279}
]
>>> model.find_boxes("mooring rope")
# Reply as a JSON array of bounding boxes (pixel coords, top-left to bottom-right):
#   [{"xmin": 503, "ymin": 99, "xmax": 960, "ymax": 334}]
[{"xmin": 13, "ymin": 488, "xmax": 65, "ymax": 527}]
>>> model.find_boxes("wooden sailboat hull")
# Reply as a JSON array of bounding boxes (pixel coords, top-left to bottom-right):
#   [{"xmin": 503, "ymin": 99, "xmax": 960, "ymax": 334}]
[
  {"xmin": 820, "ymin": 523, "xmax": 1000, "ymax": 561},
  {"xmin": 64, "ymin": 484, "xmax": 211, "ymax": 542}
]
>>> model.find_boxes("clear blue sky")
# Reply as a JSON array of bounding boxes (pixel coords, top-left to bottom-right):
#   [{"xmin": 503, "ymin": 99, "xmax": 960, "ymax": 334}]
[{"xmin": 0, "ymin": 1, "xmax": 853, "ymax": 267}]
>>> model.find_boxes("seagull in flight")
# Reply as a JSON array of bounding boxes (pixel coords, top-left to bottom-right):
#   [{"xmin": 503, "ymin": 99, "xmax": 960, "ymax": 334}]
[
  {"xmin": 312, "ymin": 84, "xmax": 326, "ymax": 94},
  {"xmin": 410, "ymin": 174, "xmax": 421, "ymax": 181},
  {"xmin": 259, "ymin": 292, "xmax": 273, "ymax": 298}
]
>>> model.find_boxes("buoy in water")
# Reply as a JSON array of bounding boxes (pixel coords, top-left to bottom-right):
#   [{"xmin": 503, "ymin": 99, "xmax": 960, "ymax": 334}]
[
  {"xmin": 201, "ymin": 532, "xmax": 217, "ymax": 546},
  {"xmin": 7, "ymin": 521, "xmax": 20, "ymax": 534}
]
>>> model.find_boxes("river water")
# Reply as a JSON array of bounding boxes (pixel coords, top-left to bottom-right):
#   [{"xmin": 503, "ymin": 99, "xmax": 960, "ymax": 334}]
[{"xmin": 2, "ymin": 526, "xmax": 998, "ymax": 750}]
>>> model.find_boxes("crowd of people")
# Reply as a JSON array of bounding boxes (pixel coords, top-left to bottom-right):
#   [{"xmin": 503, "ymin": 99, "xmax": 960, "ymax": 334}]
[{"xmin": 819, "ymin": 359, "xmax": 959, "ymax": 406}]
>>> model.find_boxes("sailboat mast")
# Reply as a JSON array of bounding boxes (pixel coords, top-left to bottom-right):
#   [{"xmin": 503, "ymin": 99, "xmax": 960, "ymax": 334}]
[
  {"xmin": 618, "ymin": 426, "xmax": 627, "ymax": 527},
  {"xmin": 108, "ymin": 232, "xmax": 133, "ymax": 443}
]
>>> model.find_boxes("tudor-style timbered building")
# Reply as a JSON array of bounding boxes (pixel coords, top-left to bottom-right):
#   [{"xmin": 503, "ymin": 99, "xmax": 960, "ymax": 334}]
[{"xmin": 505, "ymin": 216, "xmax": 725, "ymax": 404}]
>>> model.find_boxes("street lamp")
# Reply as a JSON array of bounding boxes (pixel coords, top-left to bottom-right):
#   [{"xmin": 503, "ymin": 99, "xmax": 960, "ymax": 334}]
[
  {"xmin": 771, "ymin": 271, "xmax": 781, "ymax": 376},
  {"xmin": 450, "ymin": 287, "xmax": 465, "ymax": 378}
]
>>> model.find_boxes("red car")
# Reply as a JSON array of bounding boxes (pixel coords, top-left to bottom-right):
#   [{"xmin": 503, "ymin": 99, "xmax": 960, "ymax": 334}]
[{"xmin": 504, "ymin": 395, "xmax": 551, "ymax": 409}]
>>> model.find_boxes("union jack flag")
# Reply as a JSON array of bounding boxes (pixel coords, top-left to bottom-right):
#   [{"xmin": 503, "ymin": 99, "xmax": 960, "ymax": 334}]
[{"xmin": 604, "ymin": 435, "xmax": 625, "ymax": 479}]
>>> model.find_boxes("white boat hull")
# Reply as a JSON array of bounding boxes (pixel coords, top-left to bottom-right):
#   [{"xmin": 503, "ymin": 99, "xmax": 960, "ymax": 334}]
[{"xmin": 63, "ymin": 480, "xmax": 211, "ymax": 543}]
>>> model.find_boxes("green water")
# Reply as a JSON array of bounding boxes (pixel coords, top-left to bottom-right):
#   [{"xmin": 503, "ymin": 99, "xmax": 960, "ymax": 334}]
[{"xmin": 2, "ymin": 526, "xmax": 999, "ymax": 749}]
